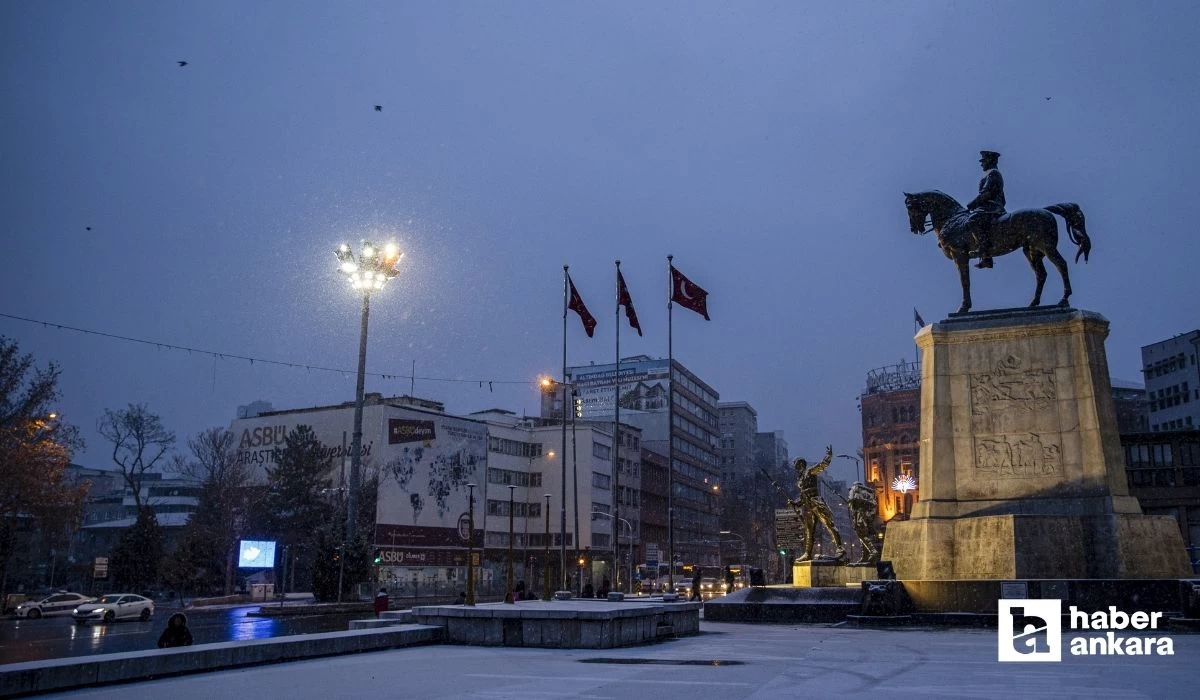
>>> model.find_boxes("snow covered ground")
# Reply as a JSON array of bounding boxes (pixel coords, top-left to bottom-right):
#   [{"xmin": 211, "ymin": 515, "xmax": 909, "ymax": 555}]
[{"xmin": 55, "ymin": 621, "xmax": 1196, "ymax": 699}]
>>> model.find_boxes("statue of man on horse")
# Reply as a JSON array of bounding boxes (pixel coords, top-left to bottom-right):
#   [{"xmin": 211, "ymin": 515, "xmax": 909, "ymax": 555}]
[{"xmin": 904, "ymin": 151, "xmax": 1092, "ymax": 314}]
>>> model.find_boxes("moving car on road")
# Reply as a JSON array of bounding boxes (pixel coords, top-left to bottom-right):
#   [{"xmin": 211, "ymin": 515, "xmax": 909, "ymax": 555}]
[
  {"xmin": 72, "ymin": 594, "xmax": 154, "ymax": 624},
  {"xmin": 13, "ymin": 592, "xmax": 94, "ymax": 619}
]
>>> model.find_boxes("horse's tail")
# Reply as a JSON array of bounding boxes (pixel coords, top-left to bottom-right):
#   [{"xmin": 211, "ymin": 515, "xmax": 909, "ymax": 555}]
[{"xmin": 1045, "ymin": 202, "xmax": 1091, "ymax": 263}]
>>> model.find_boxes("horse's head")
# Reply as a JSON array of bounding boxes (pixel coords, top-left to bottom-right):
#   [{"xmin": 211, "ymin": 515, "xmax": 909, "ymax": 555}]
[
  {"xmin": 904, "ymin": 190, "xmax": 962, "ymax": 235},
  {"xmin": 903, "ymin": 192, "xmax": 929, "ymax": 235}
]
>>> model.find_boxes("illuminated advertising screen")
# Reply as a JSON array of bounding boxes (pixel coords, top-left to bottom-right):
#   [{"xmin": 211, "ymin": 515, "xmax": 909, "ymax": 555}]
[{"xmin": 238, "ymin": 540, "xmax": 276, "ymax": 568}]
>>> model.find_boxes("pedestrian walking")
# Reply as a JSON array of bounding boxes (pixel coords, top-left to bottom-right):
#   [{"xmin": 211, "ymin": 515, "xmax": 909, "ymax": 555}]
[
  {"xmin": 156, "ymin": 613, "xmax": 193, "ymax": 648},
  {"xmin": 456, "ymin": 591, "xmax": 467, "ymax": 605},
  {"xmin": 689, "ymin": 569, "xmax": 702, "ymax": 602},
  {"xmin": 374, "ymin": 587, "xmax": 389, "ymax": 617},
  {"xmin": 514, "ymin": 580, "xmax": 526, "ymax": 601},
  {"xmin": 724, "ymin": 565, "xmax": 735, "ymax": 594}
]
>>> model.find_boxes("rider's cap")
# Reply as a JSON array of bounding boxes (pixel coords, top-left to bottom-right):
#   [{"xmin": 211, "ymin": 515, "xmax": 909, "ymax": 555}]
[{"xmin": 979, "ymin": 150, "xmax": 1001, "ymax": 160}]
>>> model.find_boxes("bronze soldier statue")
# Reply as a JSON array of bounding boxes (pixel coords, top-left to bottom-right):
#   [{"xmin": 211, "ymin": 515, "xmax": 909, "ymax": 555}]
[
  {"xmin": 966, "ymin": 150, "xmax": 1006, "ymax": 269},
  {"xmin": 847, "ymin": 482, "xmax": 880, "ymax": 565},
  {"xmin": 788, "ymin": 446, "xmax": 846, "ymax": 562}
]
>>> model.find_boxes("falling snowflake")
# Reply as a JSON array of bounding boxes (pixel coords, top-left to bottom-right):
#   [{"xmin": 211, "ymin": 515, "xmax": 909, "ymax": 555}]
[{"xmin": 892, "ymin": 474, "xmax": 917, "ymax": 493}]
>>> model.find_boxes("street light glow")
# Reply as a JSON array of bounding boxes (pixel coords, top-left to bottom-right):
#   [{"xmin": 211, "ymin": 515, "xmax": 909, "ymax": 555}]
[{"xmin": 336, "ymin": 240, "xmax": 402, "ymax": 293}]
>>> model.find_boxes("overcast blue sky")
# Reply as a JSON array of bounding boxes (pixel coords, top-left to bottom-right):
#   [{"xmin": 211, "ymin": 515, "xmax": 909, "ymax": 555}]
[{"xmin": 2, "ymin": 1, "xmax": 1197, "ymax": 483}]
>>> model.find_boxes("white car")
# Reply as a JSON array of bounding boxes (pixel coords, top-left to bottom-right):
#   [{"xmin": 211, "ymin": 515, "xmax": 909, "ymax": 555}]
[
  {"xmin": 14, "ymin": 592, "xmax": 95, "ymax": 619},
  {"xmin": 72, "ymin": 594, "xmax": 154, "ymax": 624}
]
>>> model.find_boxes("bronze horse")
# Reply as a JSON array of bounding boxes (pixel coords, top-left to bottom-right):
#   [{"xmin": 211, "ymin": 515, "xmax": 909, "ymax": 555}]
[{"xmin": 904, "ymin": 191, "xmax": 1091, "ymax": 313}]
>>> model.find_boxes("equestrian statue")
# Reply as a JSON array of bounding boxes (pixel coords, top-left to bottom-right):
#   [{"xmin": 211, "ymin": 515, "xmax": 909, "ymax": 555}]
[{"xmin": 903, "ymin": 150, "xmax": 1092, "ymax": 313}]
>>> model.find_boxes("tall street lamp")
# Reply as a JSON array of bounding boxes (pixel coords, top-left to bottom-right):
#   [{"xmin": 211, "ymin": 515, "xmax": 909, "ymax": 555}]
[
  {"xmin": 334, "ymin": 240, "xmax": 403, "ymax": 543},
  {"xmin": 540, "ymin": 377, "xmax": 571, "ymax": 590},
  {"xmin": 591, "ymin": 510, "xmax": 632, "ymax": 597},
  {"xmin": 466, "ymin": 483, "xmax": 477, "ymax": 606},
  {"xmin": 505, "ymin": 484, "xmax": 516, "ymax": 604},
  {"xmin": 542, "ymin": 493, "xmax": 552, "ymax": 600}
]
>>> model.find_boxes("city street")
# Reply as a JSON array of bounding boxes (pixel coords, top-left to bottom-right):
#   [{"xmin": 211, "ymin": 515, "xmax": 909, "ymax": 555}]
[
  {"xmin": 0, "ymin": 606, "xmax": 359, "ymax": 665},
  {"xmin": 44, "ymin": 621, "xmax": 1199, "ymax": 699}
]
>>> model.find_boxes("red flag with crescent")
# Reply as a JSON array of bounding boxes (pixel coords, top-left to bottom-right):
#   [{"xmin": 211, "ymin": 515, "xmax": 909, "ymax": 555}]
[
  {"xmin": 617, "ymin": 270, "xmax": 642, "ymax": 336},
  {"xmin": 670, "ymin": 266, "xmax": 710, "ymax": 320},
  {"xmin": 567, "ymin": 274, "xmax": 597, "ymax": 337}
]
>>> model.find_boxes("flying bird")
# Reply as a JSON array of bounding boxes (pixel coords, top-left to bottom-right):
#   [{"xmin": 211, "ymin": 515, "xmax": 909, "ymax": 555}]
[
  {"xmin": 85, "ymin": 226, "xmax": 92, "ymax": 231},
  {"xmin": 374, "ymin": 105, "xmax": 382, "ymax": 112},
  {"xmin": 1045, "ymin": 97, "xmax": 1052, "ymax": 101},
  {"xmin": 177, "ymin": 61, "xmax": 188, "ymax": 67}
]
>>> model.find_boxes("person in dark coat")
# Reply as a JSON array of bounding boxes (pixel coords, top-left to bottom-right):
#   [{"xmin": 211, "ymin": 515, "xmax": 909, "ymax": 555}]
[
  {"xmin": 689, "ymin": 569, "xmax": 702, "ymax": 601},
  {"xmin": 582, "ymin": 582, "xmax": 594, "ymax": 598},
  {"xmin": 724, "ymin": 566, "xmax": 735, "ymax": 594},
  {"xmin": 456, "ymin": 591, "xmax": 467, "ymax": 605},
  {"xmin": 374, "ymin": 587, "xmax": 389, "ymax": 617},
  {"xmin": 597, "ymin": 578, "xmax": 610, "ymax": 598},
  {"xmin": 514, "ymin": 580, "xmax": 526, "ymax": 601},
  {"xmin": 157, "ymin": 613, "xmax": 193, "ymax": 648}
]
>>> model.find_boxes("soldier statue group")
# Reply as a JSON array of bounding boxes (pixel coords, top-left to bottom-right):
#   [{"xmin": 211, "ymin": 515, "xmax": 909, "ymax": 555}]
[{"xmin": 786, "ymin": 446, "xmax": 880, "ymax": 566}]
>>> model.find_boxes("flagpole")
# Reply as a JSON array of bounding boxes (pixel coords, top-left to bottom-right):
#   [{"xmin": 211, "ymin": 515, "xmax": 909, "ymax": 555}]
[
  {"xmin": 613, "ymin": 260, "xmax": 622, "ymax": 593},
  {"xmin": 913, "ymin": 308, "xmax": 920, "ymax": 366},
  {"xmin": 561, "ymin": 265, "xmax": 569, "ymax": 592},
  {"xmin": 666, "ymin": 254, "xmax": 675, "ymax": 592}
]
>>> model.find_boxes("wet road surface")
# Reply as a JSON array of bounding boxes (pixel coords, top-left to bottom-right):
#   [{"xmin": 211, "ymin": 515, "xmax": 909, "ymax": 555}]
[{"xmin": 0, "ymin": 606, "xmax": 360, "ymax": 664}]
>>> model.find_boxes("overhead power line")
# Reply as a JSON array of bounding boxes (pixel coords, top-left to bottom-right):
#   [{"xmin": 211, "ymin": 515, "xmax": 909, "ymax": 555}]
[{"xmin": 0, "ymin": 311, "xmax": 532, "ymax": 389}]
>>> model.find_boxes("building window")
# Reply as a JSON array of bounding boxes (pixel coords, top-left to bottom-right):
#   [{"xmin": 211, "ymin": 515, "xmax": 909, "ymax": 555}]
[
  {"xmin": 488, "ymin": 437, "xmax": 543, "ymax": 458},
  {"xmin": 592, "ymin": 472, "xmax": 611, "ymax": 490}
]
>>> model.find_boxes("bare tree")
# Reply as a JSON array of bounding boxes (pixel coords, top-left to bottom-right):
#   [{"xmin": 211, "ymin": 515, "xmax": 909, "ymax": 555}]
[
  {"xmin": 172, "ymin": 427, "xmax": 262, "ymax": 594},
  {"xmin": 97, "ymin": 404, "xmax": 175, "ymax": 509}
]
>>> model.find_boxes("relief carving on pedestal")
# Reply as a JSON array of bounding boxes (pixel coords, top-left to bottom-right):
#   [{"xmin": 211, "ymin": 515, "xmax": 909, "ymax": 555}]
[
  {"xmin": 970, "ymin": 356, "xmax": 1061, "ymax": 479},
  {"xmin": 970, "ymin": 355, "xmax": 1056, "ymax": 418},
  {"xmin": 975, "ymin": 433, "xmax": 1061, "ymax": 478}
]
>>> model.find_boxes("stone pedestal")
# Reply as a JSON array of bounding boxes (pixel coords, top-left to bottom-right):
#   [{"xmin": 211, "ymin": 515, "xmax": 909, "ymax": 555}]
[
  {"xmin": 793, "ymin": 560, "xmax": 876, "ymax": 587},
  {"xmin": 882, "ymin": 308, "xmax": 1190, "ymax": 580}
]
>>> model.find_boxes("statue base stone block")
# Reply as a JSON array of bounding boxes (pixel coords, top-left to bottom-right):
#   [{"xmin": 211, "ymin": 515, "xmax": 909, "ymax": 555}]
[
  {"xmin": 793, "ymin": 560, "xmax": 876, "ymax": 588},
  {"xmin": 882, "ymin": 307, "xmax": 1190, "ymax": 580}
]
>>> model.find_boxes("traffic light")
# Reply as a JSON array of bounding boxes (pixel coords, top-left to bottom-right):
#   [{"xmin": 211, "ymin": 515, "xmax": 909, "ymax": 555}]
[
  {"xmin": 373, "ymin": 550, "xmax": 382, "ymax": 565},
  {"xmin": 573, "ymin": 396, "xmax": 583, "ymax": 419}
]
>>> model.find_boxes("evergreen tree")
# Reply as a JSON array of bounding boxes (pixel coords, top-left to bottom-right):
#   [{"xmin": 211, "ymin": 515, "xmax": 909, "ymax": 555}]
[
  {"xmin": 264, "ymin": 425, "xmax": 334, "ymax": 592},
  {"xmin": 110, "ymin": 507, "xmax": 164, "ymax": 590},
  {"xmin": 161, "ymin": 484, "xmax": 224, "ymax": 597}
]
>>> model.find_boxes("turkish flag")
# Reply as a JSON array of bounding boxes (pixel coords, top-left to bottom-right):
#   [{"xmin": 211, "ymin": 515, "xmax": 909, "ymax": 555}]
[
  {"xmin": 567, "ymin": 275, "xmax": 597, "ymax": 337},
  {"xmin": 670, "ymin": 266, "xmax": 710, "ymax": 320},
  {"xmin": 617, "ymin": 270, "xmax": 642, "ymax": 336}
]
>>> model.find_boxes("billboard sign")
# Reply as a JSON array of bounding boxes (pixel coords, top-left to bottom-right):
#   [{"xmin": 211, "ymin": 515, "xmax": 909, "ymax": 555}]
[
  {"xmin": 238, "ymin": 540, "xmax": 277, "ymax": 568},
  {"xmin": 229, "ymin": 404, "xmax": 488, "ymax": 549},
  {"xmin": 389, "ymin": 419, "xmax": 436, "ymax": 444},
  {"xmin": 569, "ymin": 358, "xmax": 671, "ymax": 420}
]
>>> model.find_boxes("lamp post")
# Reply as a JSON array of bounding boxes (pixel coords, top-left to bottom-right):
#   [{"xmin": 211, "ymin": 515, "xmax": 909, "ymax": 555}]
[
  {"xmin": 466, "ymin": 483, "xmax": 476, "ymax": 606},
  {"xmin": 334, "ymin": 240, "xmax": 403, "ymax": 543},
  {"xmin": 718, "ymin": 530, "xmax": 746, "ymax": 567},
  {"xmin": 542, "ymin": 493, "xmax": 552, "ymax": 600},
  {"xmin": 837, "ymin": 453, "xmax": 863, "ymax": 482},
  {"xmin": 541, "ymin": 376, "xmax": 578, "ymax": 593},
  {"xmin": 591, "ymin": 510, "xmax": 632, "ymax": 598},
  {"xmin": 505, "ymin": 484, "xmax": 516, "ymax": 603}
]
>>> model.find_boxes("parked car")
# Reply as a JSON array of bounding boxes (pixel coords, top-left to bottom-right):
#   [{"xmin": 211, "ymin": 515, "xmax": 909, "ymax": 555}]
[
  {"xmin": 72, "ymin": 594, "xmax": 154, "ymax": 624},
  {"xmin": 3, "ymin": 593, "xmax": 29, "ymax": 615},
  {"xmin": 14, "ymin": 592, "xmax": 95, "ymax": 619}
]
